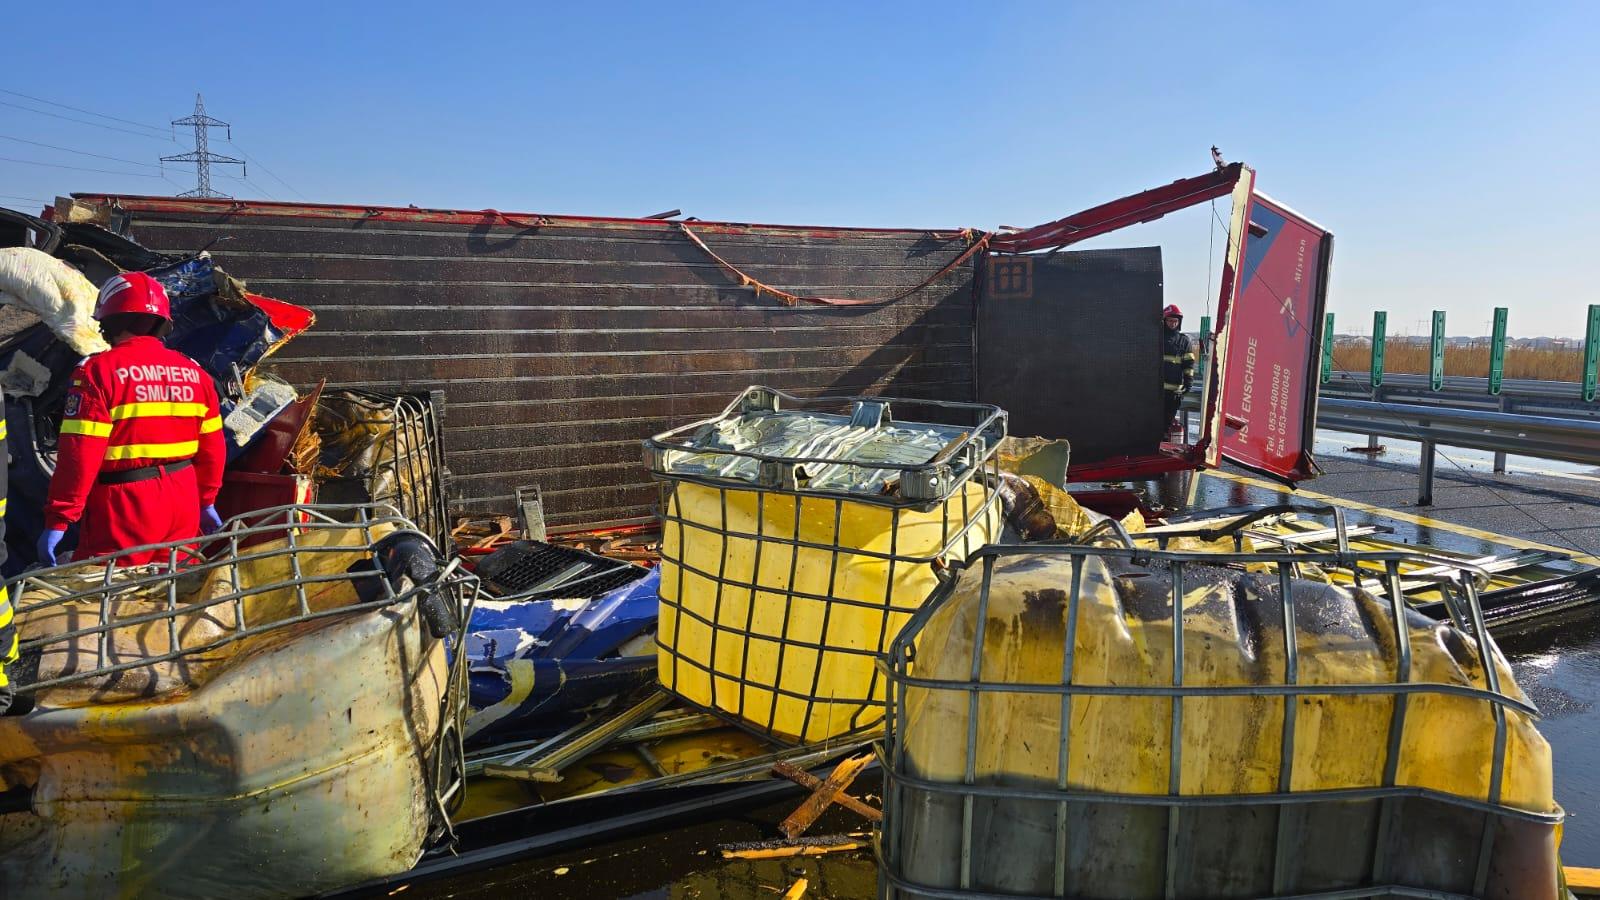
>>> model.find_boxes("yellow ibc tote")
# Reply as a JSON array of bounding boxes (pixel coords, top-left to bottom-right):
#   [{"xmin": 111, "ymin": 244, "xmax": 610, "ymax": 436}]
[
  {"xmin": 879, "ymin": 532, "xmax": 1565, "ymax": 900},
  {"xmin": 647, "ymin": 387, "xmax": 1006, "ymax": 744}
]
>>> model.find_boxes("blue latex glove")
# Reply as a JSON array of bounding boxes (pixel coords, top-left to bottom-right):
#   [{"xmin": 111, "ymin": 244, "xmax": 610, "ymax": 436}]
[
  {"xmin": 36, "ymin": 528, "xmax": 64, "ymax": 566},
  {"xmin": 200, "ymin": 505, "xmax": 224, "ymax": 535}
]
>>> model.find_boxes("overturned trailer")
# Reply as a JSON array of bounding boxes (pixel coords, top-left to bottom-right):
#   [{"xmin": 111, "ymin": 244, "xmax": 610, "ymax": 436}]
[{"xmin": 70, "ymin": 162, "xmax": 1329, "ymax": 524}]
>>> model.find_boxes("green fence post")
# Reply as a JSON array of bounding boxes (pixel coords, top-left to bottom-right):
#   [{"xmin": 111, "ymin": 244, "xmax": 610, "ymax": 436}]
[
  {"xmin": 1430, "ymin": 310, "xmax": 1446, "ymax": 391},
  {"xmin": 1197, "ymin": 314, "xmax": 1212, "ymax": 384},
  {"xmin": 1585, "ymin": 304, "xmax": 1600, "ymax": 403},
  {"xmin": 1321, "ymin": 312, "xmax": 1335, "ymax": 384},
  {"xmin": 1371, "ymin": 311, "xmax": 1386, "ymax": 389},
  {"xmin": 1488, "ymin": 307, "xmax": 1507, "ymax": 396}
]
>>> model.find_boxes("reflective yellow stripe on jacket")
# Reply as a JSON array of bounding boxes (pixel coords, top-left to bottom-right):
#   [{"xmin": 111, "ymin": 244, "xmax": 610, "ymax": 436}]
[
  {"xmin": 108, "ymin": 401, "xmax": 211, "ymax": 421},
  {"xmin": 61, "ymin": 418, "xmax": 113, "ymax": 438},
  {"xmin": 104, "ymin": 440, "xmax": 201, "ymax": 461},
  {"xmin": 0, "ymin": 583, "xmax": 15, "ymax": 687},
  {"xmin": 200, "ymin": 415, "xmax": 222, "ymax": 435}
]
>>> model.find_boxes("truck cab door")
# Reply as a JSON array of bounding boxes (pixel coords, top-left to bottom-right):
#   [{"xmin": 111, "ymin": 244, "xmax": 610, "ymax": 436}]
[{"xmin": 1202, "ymin": 188, "xmax": 1334, "ymax": 485}]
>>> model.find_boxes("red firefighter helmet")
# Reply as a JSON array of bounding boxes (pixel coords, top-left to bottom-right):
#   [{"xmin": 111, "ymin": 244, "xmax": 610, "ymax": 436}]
[
  {"xmin": 95, "ymin": 271, "xmax": 172, "ymax": 322},
  {"xmin": 1162, "ymin": 304, "xmax": 1183, "ymax": 319}
]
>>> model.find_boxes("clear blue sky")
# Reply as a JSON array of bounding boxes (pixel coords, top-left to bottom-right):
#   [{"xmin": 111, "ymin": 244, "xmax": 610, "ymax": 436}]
[{"xmin": 3, "ymin": 2, "xmax": 1597, "ymax": 336}]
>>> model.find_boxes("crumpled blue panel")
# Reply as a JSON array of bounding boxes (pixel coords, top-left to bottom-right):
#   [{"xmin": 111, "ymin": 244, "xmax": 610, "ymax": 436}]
[
  {"xmin": 145, "ymin": 255, "xmax": 286, "ymax": 386},
  {"xmin": 148, "ymin": 255, "xmax": 217, "ymax": 305},
  {"xmin": 464, "ymin": 567, "xmax": 661, "ymax": 744}
]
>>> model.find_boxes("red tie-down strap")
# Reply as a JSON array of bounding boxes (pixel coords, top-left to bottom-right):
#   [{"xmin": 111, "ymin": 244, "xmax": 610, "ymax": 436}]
[{"xmin": 678, "ymin": 222, "xmax": 993, "ymax": 307}]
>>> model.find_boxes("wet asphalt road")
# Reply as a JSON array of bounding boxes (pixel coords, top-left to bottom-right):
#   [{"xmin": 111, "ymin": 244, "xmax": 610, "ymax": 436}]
[{"xmin": 406, "ymin": 444, "xmax": 1600, "ymax": 898}]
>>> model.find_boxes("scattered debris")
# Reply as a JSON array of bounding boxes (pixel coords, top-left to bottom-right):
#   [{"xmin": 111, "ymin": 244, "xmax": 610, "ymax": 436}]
[
  {"xmin": 781, "ymin": 877, "xmax": 809, "ymax": 899},
  {"xmin": 452, "ymin": 515, "xmax": 518, "ymax": 550},
  {"xmin": 463, "ymin": 566, "xmax": 660, "ymax": 745},
  {"xmin": 778, "ymin": 752, "xmax": 874, "ymax": 839},
  {"xmin": 771, "ymin": 760, "xmax": 881, "ymax": 823},
  {"xmin": 0, "ymin": 349, "xmax": 50, "ymax": 397},
  {"xmin": 718, "ymin": 834, "xmax": 869, "ymax": 860},
  {"xmin": 482, "ymin": 691, "xmax": 672, "ymax": 782}
]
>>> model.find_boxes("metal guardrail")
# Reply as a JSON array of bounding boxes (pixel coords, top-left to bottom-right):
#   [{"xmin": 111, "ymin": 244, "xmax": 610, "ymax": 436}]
[
  {"xmin": 1316, "ymin": 398, "xmax": 1600, "ymax": 468},
  {"xmin": 1183, "ymin": 380, "xmax": 1600, "ymax": 505},
  {"xmin": 1322, "ymin": 373, "xmax": 1600, "ymax": 431}
]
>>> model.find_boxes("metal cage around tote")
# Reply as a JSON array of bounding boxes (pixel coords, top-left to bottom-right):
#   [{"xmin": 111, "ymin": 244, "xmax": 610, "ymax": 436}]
[
  {"xmin": 876, "ymin": 507, "xmax": 1562, "ymax": 900},
  {"xmin": 314, "ymin": 390, "xmax": 451, "ymax": 552},
  {"xmin": 3, "ymin": 503, "xmax": 481, "ymax": 838},
  {"xmin": 649, "ymin": 387, "xmax": 1008, "ymax": 744}
]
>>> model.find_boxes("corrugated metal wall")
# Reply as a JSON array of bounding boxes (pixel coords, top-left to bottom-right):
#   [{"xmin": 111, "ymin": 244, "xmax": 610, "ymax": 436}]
[{"xmin": 110, "ymin": 204, "xmax": 978, "ymax": 526}]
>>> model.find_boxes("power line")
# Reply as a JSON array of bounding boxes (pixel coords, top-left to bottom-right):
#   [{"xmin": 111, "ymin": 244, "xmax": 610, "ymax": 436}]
[
  {"xmin": 0, "ymin": 193, "xmax": 51, "ymax": 205},
  {"xmin": 0, "ymin": 133, "xmax": 163, "ymax": 169},
  {"xmin": 0, "ymin": 99, "xmax": 175, "ymax": 142},
  {"xmin": 216, "ymin": 171, "xmax": 279, "ymax": 201},
  {"xmin": 0, "ymin": 88, "xmax": 170, "ymax": 135},
  {"xmin": 0, "ymin": 154, "xmax": 165, "ymax": 178},
  {"xmin": 222, "ymin": 139, "xmax": 308, "ymax": 200}
]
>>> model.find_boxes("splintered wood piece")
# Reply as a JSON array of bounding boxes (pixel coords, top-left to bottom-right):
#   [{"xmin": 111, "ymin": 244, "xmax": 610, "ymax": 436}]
[
  {"xmin": 771, "ymin": 760, "xmax": 881, "ymax": 822},
  {"xmin": 718, "ymin": 834, "xmax": 868, "ymax": 860},
  {"xmin": 781, "ymin": 877, "xmax": 809, "ymax": 899},
  {"xmin": 778, "ymin": 752, "xmax": 873, "ymax": 839}
]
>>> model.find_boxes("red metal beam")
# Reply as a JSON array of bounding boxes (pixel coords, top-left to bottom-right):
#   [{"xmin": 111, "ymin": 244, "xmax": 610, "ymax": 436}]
[
  {"xmin": 991, "ymin": 163, "xmax": 1245, "ymax": 254},
  {"xmin": 66, "ymin": 192, "xmax": 971, "ymax": 239},
  {"xmin": 1066, "ymin": 444, "xmax": 1201, "ymax": 483}
]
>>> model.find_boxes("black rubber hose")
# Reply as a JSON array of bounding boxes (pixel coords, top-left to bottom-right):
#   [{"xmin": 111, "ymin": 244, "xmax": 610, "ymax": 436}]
[{"xmin": 371, "ymin": 531, "xmax": 459, "ymax": 639}]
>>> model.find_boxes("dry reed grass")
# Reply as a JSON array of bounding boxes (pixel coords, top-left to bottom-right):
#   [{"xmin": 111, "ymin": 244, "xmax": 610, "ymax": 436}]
[{"xmin": 1330, "ymin": 341, "xmax": 1583, "ymax": 381}]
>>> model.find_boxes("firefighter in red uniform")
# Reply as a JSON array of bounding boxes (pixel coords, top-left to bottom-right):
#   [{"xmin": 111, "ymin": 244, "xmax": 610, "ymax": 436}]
[{"xmin": 37, "ymin": 271, "xmax": 227, "ymax": 567}]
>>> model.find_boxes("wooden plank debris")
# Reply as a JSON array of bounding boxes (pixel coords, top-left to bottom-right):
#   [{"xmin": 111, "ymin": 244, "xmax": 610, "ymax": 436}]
[
  {"xmin": 1568, "ymin": 866, "xmax": 1600, "ymax": 896},
  {"xmin": 718, "ymin": 834, "xmax": 868, "ymax": 860},
  {"xmin": 771, "ymin": 760, "xmax": 881, "ymax": 822},
  {"xmin": 781, "ymin": 877, "xmax": 809, "ymax": 899},
  {"xmin": 778, "ymin": 752, "xmax": 873, "ymax": 839}
]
